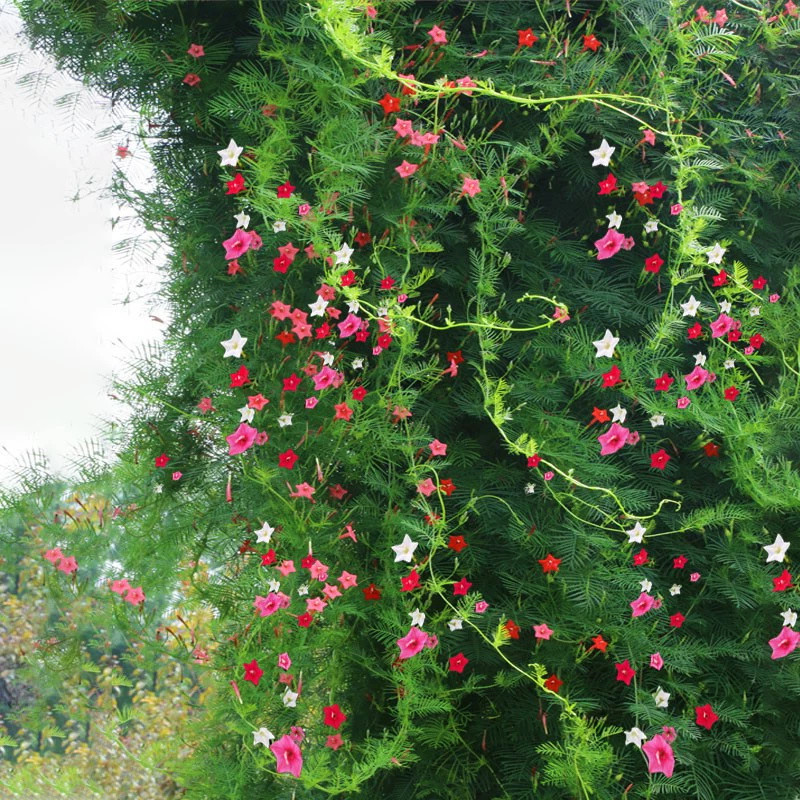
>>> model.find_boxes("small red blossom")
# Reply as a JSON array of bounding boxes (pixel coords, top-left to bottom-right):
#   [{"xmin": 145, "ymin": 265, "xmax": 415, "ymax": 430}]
[
  {"xmin": 669, "ymin": 612, "xmax": 686, "ymax": 628},
  {"xmin": 378, "ymin": 93, "xmax": 401, "ymax": 114},
  {"xmin": 182, "ymin": 73, "xmax": 201, "ymax": 87},
  {"xmin": 323, "ymin": 704, "xmax": 347, "ymax": 730},
  {"xmin": 517, "ymin": 28, "xmax": 539, "ymax": 47},
  {"xmin": 645, "ymin": 253, "xmax": 664, "ymax": 273},
  {"xmin": 602, "ymin": 364, "xmax": 623, "ymax": 388},
  {"xmin": 673, "ymin": 554, "xmax": 688, "ymax": 568},
  {"xmin": 703, "ymin": 442, "xmax": 720, "ymax": 457},
  {"xmin": 539, "ymin": 553, "xmax": 561, "ymax": 573},
  {"xmin": 724, "ymin": 386, "xmax": 739, "ymax": 402},
  {"xmin": 362, "ymin": 583, "xmax": 382, "ymax": 600},
  {"xmin": 695, "ymin": 704, "xmax": 719, "ymax": 730},
  {"xmin": 752, "ymin": 276, "xmax": 767, "ymax": 289},
  {"xmin": 449, "ymin": 652, "xmax": 469, "ymax": 673},
  {"xmin": 582, "ymin": 33, "xmax": 602, "ymax": 51},
  {"xmin": 276, "ymin": 181, "xmax": 296, "ymax": 198},
  {"xmin": 453, "ymin": 577, "xmax": 473, "ymax": 596},
  {"xmin": 229, "ymin": 365, "xmax": 250, "ymax": 387},
  {"xmin": 243, "ymin": 659, "xmax": 263, "ymax": 686},
  {"xmin": 448, "ymin": 535, "xmax": 468, "ymax": 553},
  {"xmin": 688, "ymin": 322, "xmax": 703, "ymax": 339},
  {"xmin": 654, "ymin": 373, "xmax": 674, "ymax": 391},
  {"xmin": 650, "ymin": 448, "xmax": 671, "ymax": 470},
  {"xmin": 543, "ymin": 674, "xmax": 563, "ymax": 693},
  {"xmin": 503, "ymin": 619, "xmax": 521, "ymax": 639},
  {"xmin": 633, "ymin": 548, "xmax": 649, "ymax": 566},
  {"xmin": 297, "ymin": 612, "xmax": 313, "ymax": 627},
  {"xmin": 615, "ymin": 659, "xmax": 636, "ymax": 685},
  {"xmin": 590, "ymin": 634, "xmax": 609, "ymax": 653},
  {"xmin": 278, "ymin": 449, "xmax": 299, "ymax": 469},
  {"xmin": 597, "ymin": 173, "xmax": 618, "ymax": 195},
  {"xmin": 401, "ymin": 569, "xmax": 421, "ymax": 592},
  {"xmin": 155, "ymin": 453, "xmax": 170, "ymax": 468},
  {"xmin": 773, "ymin": 569, "xmax": 793, "ymax": 592},
  {"xmin": 226, "ymin": 173, "xmax": 245, "ymax": 195}
]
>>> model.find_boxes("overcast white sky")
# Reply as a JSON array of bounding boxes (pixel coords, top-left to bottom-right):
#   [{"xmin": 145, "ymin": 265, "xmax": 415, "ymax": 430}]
[{"xmin": 0, "ymin": 4, "xmax": 166, "ymax": 483}]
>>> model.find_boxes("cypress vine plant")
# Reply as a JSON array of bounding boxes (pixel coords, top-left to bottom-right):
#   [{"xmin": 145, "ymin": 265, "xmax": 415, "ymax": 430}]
[{"xmin": 8, "ymin": 0, "xmax": 800, "ymax": 798}]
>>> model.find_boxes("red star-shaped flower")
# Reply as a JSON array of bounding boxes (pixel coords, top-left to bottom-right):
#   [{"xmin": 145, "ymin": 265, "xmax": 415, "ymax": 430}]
[
  {"xmin": 400, "ymin": 569, "xmax": 421, "ymax": 592},
  {"xmin": 602, "ymin": 364, "xmax": 623, "ymax": 388},
  {"xmin": 362, "ymin": 583, "xmax": 382, "ymax": 600},
  {"xmin": 340, "ymin": 269, "xmax": 357, "ymax": 287},
  {"xmin": 379, "ymin": 275, "xmax": 395, "ymax": 290},
  {"xmin": 439, "ymin": 478, "xmax": 456, "ymax": 496},
  {"xmin": 669, "ymin": 612, "xmax": 686, "ymax": 628},
  {"xmin": 328, "ymin": 484, "xmax": 348, "ymax": 500},
  {"xmin": 527, "ymin": 454, "xmax": 542, "ymax": 467},
  {"xmin": 276, "ymin": 180, "xmax": 296, "ymax": 198},
  {"xmin": 503, "ymin": 619, "xmax": 520, "ymax": 639},
  {"xmin": 749, "ymin": 333, "xmax": 764, "ymax": 350},
  {"xmin": 650, "ymin": 448, "xmax": 671, "ymax": 470},
  {"xmin": 654, "ymin": 373, "xmax": 674, "ymax": 391},
  {"xmin": 615, "ymin": 659, "xmax": 635, "ymax": 685},
  {"xmin": 687, "ymin": 322, "xmax": 703, "ymax": 339},
  {"xmin": 539, "ymin": 553, "xmax": 561, "ymax": 573},
  {"xmin": 645, "ymin": 253, "xmax": 664, "ymax": 273},
  {"xmin": 278, "ymin": 448, "xmax": 298, "ymax": 469},
  {"xmin": 582, "ymin": 33, "xmax": 602, "ymax": 51},
  {"xmin": 590, "ymin": 634, "xmax": 609, "ymax": 653},
  {"xmin": 447, "ymin": 350, "xmax": 464, "ymax": 365},
  {"xmin": 355, "ymin": 231, "xmax": 372, "ymax": 247},
  {"xmin": 243, "ymin": 659, "xmax": 263, "ymax": 686},
  {"xmin": 712, "ymin": 270, "xmax": 728, "ymax": 287},
  {"xmin": 724, "ymin": 386, "xmax": 739, "ymax": 402},
  {"xmin": 703, "ymin": 442, "xmax": 720, "ymax": 457},
  {"xmin": 378, "ymin": 93, "xmax": 401, "ymax": 114},
  {"xmin": 673, "ymin": 555, "xmax": 688, "ymax": 568},
  {"xmin": 282, "ymin": 373, "xmax": 301, "ymax": 392},
  {"xmin": 155, "ymin": 453, "xmax": 170, "ymax": 468},
  {"xmin": 517, "ymin": 28, "xmax": 539, "ymax": 47},
  {"xmin": 453, "ymin": 577, "xmax": 473, "ymax": 596},
  {"xmin": 248, "ymin": 394, "xmax": 269, "ymax": 411},
  {"xmin": 773, "ymin": 569, "xmax": 793, "ymax": 592},
  {"xmin": 334, "ymin": 402, "xmax": 354, "ymax": 421},
  {"xmin": 323, "ymin": 703, "xmax": 347, "ymax": 729},
  {"xmin": 297, "ymin": 612, "xmax": 313, "ymax": 627},
  {"xmin": 449, "ymin": 652, "xmax": 469, "ymax": 673},
  {"xmin": 591, "ymin": 407, "xmax": 610, "ymax": 424},
  {"xmin": 597, "ymin": 173, "xmax": 617, "ymax": 195},
  {"xmin": 448, "ymin": 535, "xmax": 468, "ymax": 553},
  {"xmin": 649, "ymin": 181, "xmax": 668, "ymax": 199},
  {"xmin": 695, "ymin": 704, "xmax": 719, "ymax": 730},
  {"xmin": 182, "ymin": 73, "xmax": 201, "ymax": 87},
  {"xmin": 543, "ymin": 674, "xmax": 563, "ymax": 693},
  {"xmin": 633, "ymin": 548, "xmax": 648, "ymax": 566},
  {"xmin": 229, "ymin": 365, "xmax": 250, "ymax": 387},
  {"xmin": 226, "ymin": 173, "xmax": 245, "ymax": 195},
  {"xmin": 633, "ymin": 189, "xmax": 653, "ymax": 206},
  {"xmin": 260, "ymin": 549, "xmax": 276, "ymax": 566},
  {"xmin": 276, "ymin": 330, "xmax": 296, "ymax": 346},
  {"xmin": 752, "ymin": 275, "xmax": 767, "ymax": 289}
]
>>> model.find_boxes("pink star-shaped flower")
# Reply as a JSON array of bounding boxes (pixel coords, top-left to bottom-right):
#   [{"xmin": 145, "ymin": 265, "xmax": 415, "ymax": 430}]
[
  {"xmin": 395, "ymin": 160, "xmax": 419, "ymax": 178},
  {"xmin": 338, "ymin": 571, "xmax": 358, "ymax": 589},
  {"xmin": 533, "ymin": 623, "xmax": 553, "ymax": 640},
  {"xmin": 417, "ymin": 478, "xmax": 437, "ymax": 496},
  {"xmin": 597, "ymin": 422, "xmax": 630, "ymax": 456},
  {"xmin": 769, "ymin": 626, "xmax": 800, "ymax": 659},
  {"xmin": 594, "ymin": 228, "xmax": 626, "ymax": 260},
  {"xmin": 397, "ymin": 626, "xmax": 428, "ymax": 659},
  {"xmin": 427, "ymin": 24, "xmax": 448, "ymax": 44},
  {"xmin": 429, "ymin": 439, "xmax": 447, "ymax": 456},
  {"xmin": 460, "ymin": 176, "xmax": 481, "ymax": 197}
]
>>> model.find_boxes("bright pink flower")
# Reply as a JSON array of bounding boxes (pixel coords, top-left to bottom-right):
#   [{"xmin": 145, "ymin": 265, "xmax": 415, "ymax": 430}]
[
  {"xmin": 533, "ymin": 623, "xmax": 553, "ymax": 640},
  {"xmin": 631, "ymin": 592, "xmax": 656, "ymax": 617},
  {"xmin": 270, "ymin": 734, "xmax": 303, "ymax": 778},
  {"xmin": 226, "ymin": 423, "xmax": 258, "ymax": 455},
  {"xmin": 417, "ymin": 478, "xmax": 437, "ymax": 496},
  {"xmin": 222, "ymin": 228, "xmax": 252, "ymax": 260},
  {"xmin": 642, "ymin": 734, "xmax": 675, "ymax": 778},
  {"xmin": 769, "ymin": 626, "xmax": 800, "ymax": 659},
  {"xmin": 594, "ymin": 228, "xmax": 626, "ymax": 260},
  {"xmin": 428, "ymin": 24, "xmax": 448, "ymax": 44},
  {"xmin": 650, "ymin": 652, "xmax": 664, "ymax": 670},
  {"xmin": 684, "ymin": 365, "xmax": 709, "ymax": 390},
  {"xmin": 278, "ymin": 652, "xmax": 292, "ymax": 670},
  {"xmin": 710, "ymin": 313, "xmax": 734, "ymax": 338},
  {"xmin": 395, "ymin": 160, "xmax": 419, "ymax": 178},
  {"xmin": 44, "ymin": 548, "xmax": 63, "ymax": 564},
  {"xmin": 337, "ymin": 313, "xmax": 363, "ymax": 338},
  {"xmin": 253, "ymin": 594, "xmax": 281, "ymax": 617},
  {"xmin": 110, "ymin": 578, "xmax": 130, "ymax": 595},
  {"xmin": 461, "ymin": 176, "xmax": 481, "ymax": 197},
  {"xmin": 597, "ymin": 422, "xmax": 630, "ymax": 455},
  {"xmin": 676, "ymin": 396, "xmax": 690, "ymax": 409},
  {"xmin": 397, "ymin": 626, "xmax": 428, "ymax": 659}
]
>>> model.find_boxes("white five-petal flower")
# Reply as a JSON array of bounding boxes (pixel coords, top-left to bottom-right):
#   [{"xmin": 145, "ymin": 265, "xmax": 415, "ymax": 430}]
[
  {"xmin": 707, "ymin": 242, "xmax": 726, "ymax": 265},
  {"xmin": 253, "ymin": 727, "xmax": 275, "ymax": 747},
  {"xmin": 218, "ymin": 138, "xmax": 243, "ymax": 167},
  {"xmin": 255, "ymin": 522, "xmax": 275, "ymax": 544},
  {"xmin": 654, "ymin": 687, "xmax": 670, "ymax": 708},
  {"xmin": 650, "ymin": 414, "xmax": 665, "ymax": 427},
  {"xmin": 221, "ymin": 329, "xmax": 247, "ymax": 358},
  {"xmin": 606, "ymin": 211, "xmax": 622, "ymax": 229},
  {"xmin": 282, "ymin": 688, "xmax": 298, "ymax": 708},
  {"xmin": 610, "ymin": 404, "xmax": 627, "ymax": 423},
  {"xmin": 624, "ymin": 727, "xmax": 647, "ymax": 747},
  {"xmin": 626, "ymin": 522, "xmax": 646, "ymax": 543},
  {"xmin": 391, "ymin": 534, "xmax": 419, "ymax": 563},
  {"xmin": 589, "ymin": 138, "xmax": 616, "ymax": 167},
  {"xmin": 409, "ymin": 608, "xmax": 426, "ymax": 627},
  {"xmin": 644, "ymin": 219, "xmax": 659, "ymax": 233},
  {"xmin": 781, "ymin": 609, "xmax": 798, "ymax": 627},
  {"xmin": 764, "ymin": 533, "xmax": 790, "ymax": 563},
  {"xmin": 680, "ymin": 295, "xmax": 701, "ymax": 317},
  {"xmin": 592, "ymin": 329, "xmax": 620, "ymax": 358},
  {"xmin": 448, "ymin": 618, "xmax": 463, "ymax": 631},
  {"xmin": 234, "ymin": 210, "xmax": 250, "ymax": 229},
  {"xmin": 333, "ymin": 242, "xmax": 354, "ymax": 265}
]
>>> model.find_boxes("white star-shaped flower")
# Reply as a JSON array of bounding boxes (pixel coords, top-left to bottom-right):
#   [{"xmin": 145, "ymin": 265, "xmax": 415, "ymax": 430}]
[
  {"xmin": 377, "ymin": 306, "xmax": 388, "ymax": 317},
  {"xmin": 654, "ymin": 687, "xmax": 670, "ymax": 708},
  {"xmin": 296, "ymin": 583, "xmax": 309, "ymax": 596},
  {"xmin": 749, "ymin": 306, "xmax": 761, "ymax": 317},
  {"xmin": 272, "ymin": 220, "xmax": 286, "ymax": 233},
  {"xmin": 333, "ymin": 242, "xmax": 354, "ymax": 265},
  {"xmin": 694, "ymin": 352, "xmax": 707, "ymax": 366},
  {"xmin": 626, "ymin": 522, "xmax": 646, "ymax": 543},
  {"xmin": 391, "ymin": 534, "xmax": 419, "ymax": 563},
  {"xmin": 309, "ymin": 296, "xmax": 328, "ymax": 317},
  {"xmin": 764, "ymin": 533, "xmax": 790, "ymax": 563},
  {"xmin": 320, "ymin": 351, "xmax": 335, "ymax": 366},
  {"xmin": 218, "ymin": 138, "xmax": 243, "ymax": 167},
  {"xmin": 624, "ymin": 727, "xmax": 647, "ymax": 747},
  {"xmin": 781, "ymin": 609, "xmax": 797, "ymax": 627},
  {"xmin": 267, "ymin": 578, "xmax": 280, "ymax": 593},
  {"xmin": 524, "ymin": 483, "xmax": 536, "ymax": 495},
  {"xmin": 347, "ymin": 299, "xmax": 361, "ymax": 314},
  {"xmin": 644, "ymin": 219, "xmax": 659, "ymax": 233},
  {"xmin": 606, "ymin": 211, "xmax": 622, "ymax": 229},
  {"xmin": 253, "ymin": 727, "xmax": 275, "ymax": 747},
  {"xmin": 282, "ymin": 688, "xmax": 298, "ymax": 708},
  {"xmin": 649, "ymin": 414, "xmax": 665, "ymax": 428},
  {"xmin": 277, "ymin": 413, "xmax": 293, "ymax": 428},
  {"xmin": 238, "ymin": 405, "xmax": 255, "ymax": 423},
  {"xmin": 409, "ymin": 608, "xmax": 426, "ymax": 627},
  {"xmin": 669, "ymin": 584, "xmax": 682, "ymax": 596},
  {"xmin": 719, "ymin": 300, "xmax": 732, "ymax": 313},
  {"xmin": 352, "ymin": 358, "xmax": 365, "ymax": 370},
  {"xmin": 221, "ymin": 329, "xmax": 247, "ymax": 358},
  {"xmin": 680, "ymin": 295, "xmax": 701, "ymax": 317},
  {"xmin": 610, "ymin": 404, "xmax": 627, "ymax": 423},
  {"xmin": 592, "ymin": 329, "xmax": 619, "ymax": 358},
  {"xmin": 255, "ymin": 522, "xmax": 275, "ymax": 544},
  {"xmin": 707, "ymin": 242, "xmax": 726, "ymax": 265},
  {"xmin": 448, "ymin": 618, "xmax": 463, "ymax": 631},
  {"xmin": 724, "ymin": 358, "xmax": 735, "ymax": 369},
  {"xmin": 640, "ymin": 578, "xmax": 653, "ymax": 592},
  {"xmin": 589, "ymin": 138, "xmax": 615, "ymax": 167},
  {"xmin": 234, "ymin": 210, "xmax": 250, "ymax": 229}
]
